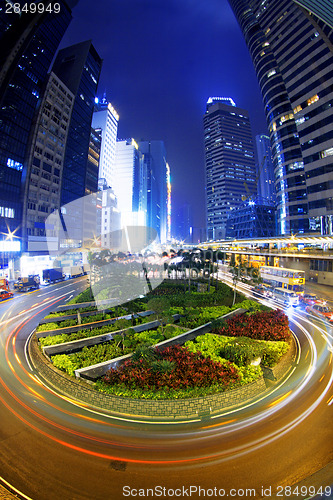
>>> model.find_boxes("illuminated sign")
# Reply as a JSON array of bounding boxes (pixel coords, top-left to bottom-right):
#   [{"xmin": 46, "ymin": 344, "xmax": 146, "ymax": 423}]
[{"xmin": 7, "ymin": 158, "xmax": 23, "ymax": 172}]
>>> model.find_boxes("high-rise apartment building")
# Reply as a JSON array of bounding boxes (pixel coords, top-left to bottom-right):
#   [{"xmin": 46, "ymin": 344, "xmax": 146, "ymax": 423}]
[
  {"xmin": 256, "ymin": 134, "xmax": 275, "ymax": 203},
  {"xmin": 229, "ymin": 0, "xmax": 333, "ymax": 235},
  {"xmin": 92, "ymin": 99, "xmax": 119, "ymax": 188},
  {"xmin": 0, "ymin": 1, "xmax": 76, "ymax": 245},
  {"xmin": 203, "ymin": 97, "xmax": 256, "ymax": 241},
  {"xmin": 22, "ymin": 72, "xmax": 75, "ymax": 253}
]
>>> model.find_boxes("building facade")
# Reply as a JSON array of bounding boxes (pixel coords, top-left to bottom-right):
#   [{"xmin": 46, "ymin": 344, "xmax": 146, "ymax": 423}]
[
  {"xmin": 22, "ymin": 72, "xmax": 75, "ymax": 253},
  {"xmin": 52, "ymin": 40, "xmax": 102, "ymax": 248},
  {"xmin": 114, "ymin": 139, "xmax": 145, "ymax": 227},
  {"xmin": 226, "ymin": 197, "xmax": 276, "ymax": 239},
  {"xmin": 229, "ymin": 0, "xmax": 333, "ymax": 236},
  {"xmin": 0, "ymin": 1, "xmax": 75, "ymax": 248},
  {"xmin": 203, "ymin": 97, "xmax": 257, "ymax": 241},
  {"xmin": 293, "ymin": 1, "xmax": 333, "ymax": 28},
  {"xmin": 92, "ymin": 100, "xmax": 119, "ymax": 188},
  {"xmin": 256, "ymin": 134, "xmax": 276, "ymax": 203},
  {"xmin": 138, "ymin": 141, "xmax": 169, "ymax": 243}
]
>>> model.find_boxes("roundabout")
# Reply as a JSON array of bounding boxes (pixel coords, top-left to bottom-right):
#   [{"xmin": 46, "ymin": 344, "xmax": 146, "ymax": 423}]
[{"xmin": 0, "ymin": 278, "xmax": 332, "ymax": 499}]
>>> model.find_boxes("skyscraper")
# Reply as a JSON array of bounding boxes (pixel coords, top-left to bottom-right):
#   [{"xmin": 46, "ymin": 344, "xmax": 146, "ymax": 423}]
[
  {"xmin": 138, "ymin": 141, "xmax": 169, "ymax": 243},
  {"xmin": 203, "ymin": 97, "xmax": 256, "ymax": 240},
  {"xmin": 256, "ymin": 134, "xmax": 275, "ymax": 203},
  {"xmin": 114, "ymin": 139, "xmax": 145, "ymax": 227},
  {"xmin": 51, "ymin": 41, "xmax": 102, "ymax": 248},
  {"xmin": 52, "ymin": 40, "xmax": 102, "ymax": 206},
  {"xmin": 229, "ymin": 0, "xmax": 333, "ymax": 235},
  {"xmin": 0, "ymin": 1, "xmax": 76, "ymax": 245},
  {"xmin": 92, "ymin": 99, "xmax": 119, "ymax": 188}
]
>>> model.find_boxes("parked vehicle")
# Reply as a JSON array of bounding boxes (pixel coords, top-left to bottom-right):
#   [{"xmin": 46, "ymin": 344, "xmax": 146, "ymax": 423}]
[
  {"xmin": 300, "ymin": 293, "xmax": 318, "ymax": 306},
  {"xmin": 306, "ymin": 302, "xmax": 333, "ymax": 324},
  {"xmin": 69, "ymin": 266, "xmax": 84, "ymax": 278},
  {"xmin": 14, "ymin": 275, "xmax": 40, "ymax": 292},
  {"xmin": 42, "ymin": 268, "xmax": 64, "ymax": 284},
  {"xmin": 0, "ymin": 289, "xmax": 13, "ymax": 301},
  {"xmin": 0, "ymin": 278, "xmax": 10, "ymax": 292},
  {"xmin": 273, "ymin": 287, "xmax": 299, "ymax": 307}
]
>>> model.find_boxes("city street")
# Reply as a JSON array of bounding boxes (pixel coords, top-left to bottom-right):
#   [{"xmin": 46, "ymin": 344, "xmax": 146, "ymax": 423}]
[{"xmin": 0, "ymin": 278, "xmax": 332, "ymax": 499}]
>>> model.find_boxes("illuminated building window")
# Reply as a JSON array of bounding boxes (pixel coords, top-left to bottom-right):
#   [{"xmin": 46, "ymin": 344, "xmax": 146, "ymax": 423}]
[
  {"xmin": 321, "ymin": 148, "xmax": 333, "ymax": 158},
  {"xmin": 265, "ymin": 28, "xmax": 270, "ymax": 35},
  {"xmin": 293, "ymin": 105, "xmax": 302, "ymax": 114},
  {"xmin": 272, "ymin": 121, "xmax": 277, "ymax": 132},
  {"xmin": 280, "ymin": 113, "xmax": 294, "ymax": 124},
  {"xmin": 267, "ymin": 69, "xmax": 276, "ymax": 78},
  {"xmin": 260, "ymin": 50, "xmax": 266, "ymax": 57},
  {"xmin": 307, "ymin": 94, "xmax": 319, "ymax": 106}
]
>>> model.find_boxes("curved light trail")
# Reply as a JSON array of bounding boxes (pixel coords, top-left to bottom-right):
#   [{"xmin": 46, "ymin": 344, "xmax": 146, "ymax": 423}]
[{"xmin": 0, "ymin": 277, "xmax": 332, "ymax": 499}]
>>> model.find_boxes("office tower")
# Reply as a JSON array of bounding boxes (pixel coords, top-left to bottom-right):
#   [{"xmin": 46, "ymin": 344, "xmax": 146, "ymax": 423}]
[
  {"xmin": 114, "ymin": 139, "xmax": 145, "ymax": 227},
  {"xmin": 138, "ymin": 141, "xmax": 170, "ymax": 243},
  {"xmin": 228, "ymin": 0, "xmax": 333, "ymax": 235},
  {"xmin": 52, "ymin": 41, "xmax": 102, "ymax": 247},
  {"xmin": 92, "ymin": 99, "xmax": 119, "ymax": 188},
  {"xmin": 256, "ymin": 134, "xmax": 276, "ymax": 203},
  {"xmin": 52, "ymin": 40, "xmax": 102, "ymax": 206},
  {"xmin": 203, "ymin": 97, "xmax": 256, "ymax": 241},
  {"xmin": 22, "ymin": 72, "xmax": 75, "ymax": 253},
  {"xmin": 0, "ymin": 1, "xmax": 76, "ymax": 247},
  {"xmin": 226, "ymin": 198, "xmax": 276, "ymax": 239}
]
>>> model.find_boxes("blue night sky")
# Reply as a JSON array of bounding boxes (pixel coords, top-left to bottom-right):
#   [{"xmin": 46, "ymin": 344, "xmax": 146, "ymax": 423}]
[{"xmin": 60, "ymin": 0, "xmax": 268, "ymax": 232}]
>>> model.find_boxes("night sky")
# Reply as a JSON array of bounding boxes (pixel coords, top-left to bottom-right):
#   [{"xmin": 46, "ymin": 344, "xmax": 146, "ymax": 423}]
[{"xmin": 59, "ymin": 0, "xmax": 268, "ymax": 234}]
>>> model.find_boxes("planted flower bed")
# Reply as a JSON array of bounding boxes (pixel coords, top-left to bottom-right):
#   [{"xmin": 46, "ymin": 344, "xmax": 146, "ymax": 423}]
[
  {"xmin": 38, "ymin": 317, "xmax": 146, "ymax": 347},
  {"xmin": 96, "ymin": 345, "xmax": 240, "ymax": 400},
  {"xmin": 35, "ymin": 280, "xmax": 292, "ymax": 402},
  {"xmin": 51, "ymin": 324, "xmax": 187, "ymax": 376},
  {"xmin": 96, "ymin": 309, "xmax": 291, "ymax": 399}
]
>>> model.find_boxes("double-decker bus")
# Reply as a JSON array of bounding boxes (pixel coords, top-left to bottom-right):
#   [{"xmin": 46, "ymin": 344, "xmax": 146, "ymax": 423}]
[{"xmin": 260, "ymin": 266, "xmax": 305, "ymax": 294}]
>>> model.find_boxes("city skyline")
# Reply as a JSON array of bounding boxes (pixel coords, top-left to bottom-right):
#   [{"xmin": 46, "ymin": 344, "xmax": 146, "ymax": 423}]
[{"xmin": 59, "ymin": 0, "xmax": 269, "ymax": 231}]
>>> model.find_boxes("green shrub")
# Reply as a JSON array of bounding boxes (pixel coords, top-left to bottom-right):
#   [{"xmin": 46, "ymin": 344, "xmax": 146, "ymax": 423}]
[{"xmin": 36, "ymin": 322, "xmax": 59, "ymax": 332}]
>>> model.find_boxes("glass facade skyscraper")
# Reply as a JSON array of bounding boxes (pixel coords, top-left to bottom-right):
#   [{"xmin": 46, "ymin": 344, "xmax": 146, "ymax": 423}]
[
  {"xmin": 203, "ymin": 97, "xmax": 256, "ymax": 240},
  {"xmin": 229, "ymin": 0, "xmax": 333, "ymax": 235},
  {"xmin": 256, "ymin": 134, "xmax": 275, "ymax": 203},
  {"xmin": 0, "ymin": 1, "xmax": 75, "ymax": 243},
  {"xmin": 52, "ymin": 41, "xmax": 102, "ymax": 207}
]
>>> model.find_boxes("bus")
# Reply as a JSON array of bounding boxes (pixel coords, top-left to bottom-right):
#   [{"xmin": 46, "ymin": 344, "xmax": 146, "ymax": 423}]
[
  {"xmin": 260, "ymin": 266, "xmax": 305, "ymax": 294},
  {"xmin": 273, "ymin": 288, "xmax": 299, "ymax": 307}
]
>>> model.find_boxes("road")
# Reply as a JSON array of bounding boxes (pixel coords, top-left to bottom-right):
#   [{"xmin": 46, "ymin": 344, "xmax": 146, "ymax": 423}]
[{"xmin": 0, "ymin": 276, "xmax": 332, "ymax": 500}]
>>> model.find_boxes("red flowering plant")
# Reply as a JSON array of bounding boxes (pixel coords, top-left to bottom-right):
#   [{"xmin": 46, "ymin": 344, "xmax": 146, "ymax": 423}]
[
  {"xmin": 102, "ymin": 345, "xmax": 239, "ymax": 391},
  {"xmin": 211, "ymin": 309, "xmax": 290, "ymax": 342}
]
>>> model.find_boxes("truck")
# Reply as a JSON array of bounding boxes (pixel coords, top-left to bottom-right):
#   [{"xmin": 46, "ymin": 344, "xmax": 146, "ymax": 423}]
[
  {"xmin": 0, "ymin": 278, "xmax": 10, "ymax": 292},
  {"xmin": 42, "ymin": 268, "xmax": 64, "ymax": 284},
  {"xmin": 69, "ymin": 266, "xmax": 84, "ymax": 278},
  {"xmin": 14, "ymin": 275, "xmax": 40, "ymax": 292}
]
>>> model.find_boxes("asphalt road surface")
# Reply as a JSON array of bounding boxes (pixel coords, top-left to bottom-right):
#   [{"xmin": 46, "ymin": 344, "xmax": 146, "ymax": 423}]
[{"xmin": 0, "ymin": 276, "xmax": 332, "ymax": 500}]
